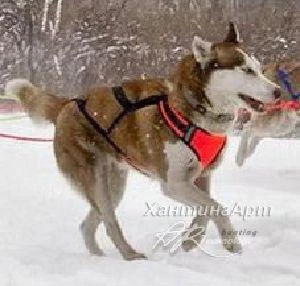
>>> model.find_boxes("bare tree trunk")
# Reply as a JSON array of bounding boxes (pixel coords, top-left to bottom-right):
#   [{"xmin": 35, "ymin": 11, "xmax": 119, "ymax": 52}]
[{"xmin": 25, "ymin": 0, "xmax": 34, "ymax": 82}]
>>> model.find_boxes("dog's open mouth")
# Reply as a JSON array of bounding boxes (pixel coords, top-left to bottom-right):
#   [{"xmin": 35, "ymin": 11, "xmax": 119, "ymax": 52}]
[{"xmin": 238, "ymin": 93, "xmax": 264, "ymax": 112}]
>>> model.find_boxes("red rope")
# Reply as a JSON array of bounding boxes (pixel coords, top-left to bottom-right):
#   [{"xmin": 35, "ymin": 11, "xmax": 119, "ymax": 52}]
[
  {"xmin": 264, "ymin": 100, "xmax": 300, "ymax": 113},
  {"xmin": 0, "ymin": 133, "xmax": 53, "ymax": 142},
  {"xmin": 0, "ymin": 101, "xmax": 23, "ymax": 114}
]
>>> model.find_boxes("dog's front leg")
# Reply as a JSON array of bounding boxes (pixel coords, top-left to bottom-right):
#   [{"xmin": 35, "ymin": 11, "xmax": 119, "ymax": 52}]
[
  {"xmin": 236, "ymin": 130, "xmax": 250, "ymax": 167},
  {"xmin": 181, "ymin": 175, "xmax": 211, "ymax": 252},
  {"xmin": 163, "ymin": 143, "xmax": 242, "ymax": 253},
  {"xmin": 247, "ymin": 136, "xmax": 262, "ymax": 158}
]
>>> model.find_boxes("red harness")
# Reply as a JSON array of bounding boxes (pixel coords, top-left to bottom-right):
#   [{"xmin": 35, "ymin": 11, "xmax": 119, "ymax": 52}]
[
  {"xmin": 74, "ymin": 88, "xmax": 227, "ymax": 172},
  {"xmin": 158, "ymin": 100, "xmax": 227, "ymax": 170}
]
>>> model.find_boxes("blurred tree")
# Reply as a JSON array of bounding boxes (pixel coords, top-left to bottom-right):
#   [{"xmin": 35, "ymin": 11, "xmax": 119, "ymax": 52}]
[{"xmin": 0, "ymin": 0, "xmax": 298, "ymax": 94}]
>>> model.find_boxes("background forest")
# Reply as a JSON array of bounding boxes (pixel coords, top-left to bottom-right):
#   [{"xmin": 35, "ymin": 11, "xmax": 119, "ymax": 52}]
[{"xmin": 0, "ymin": 0, "xmax": 298, "ymax": 95}]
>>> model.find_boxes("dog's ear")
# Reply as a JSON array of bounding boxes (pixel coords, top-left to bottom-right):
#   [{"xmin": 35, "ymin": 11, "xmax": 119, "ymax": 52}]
[
  {"xmin": 224, "ymin": 22, "xmax": 240, "ymax": 44},
  {"xmin": 192, "ymin": 36, "xmax": 212, "ymax": 68}
]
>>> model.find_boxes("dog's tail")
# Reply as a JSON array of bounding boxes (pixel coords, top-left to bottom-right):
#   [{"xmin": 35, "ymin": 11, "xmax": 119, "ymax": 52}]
[{"xmin": 5, "ymin": 79, "xmax": 69, "ymax": 124}]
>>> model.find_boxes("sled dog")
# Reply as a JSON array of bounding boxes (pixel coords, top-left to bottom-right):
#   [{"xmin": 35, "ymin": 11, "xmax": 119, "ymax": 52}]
[
  {"xmin": 236, "ymin": 60, "xmax": 300, "ymax": 167},
  {"xmin": 5, "ymin": 23, "xmax": 280, "ymax": 260}
]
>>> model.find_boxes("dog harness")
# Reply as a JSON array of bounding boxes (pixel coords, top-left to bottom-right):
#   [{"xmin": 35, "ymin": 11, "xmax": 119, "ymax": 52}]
[
  {"xmin": 157, "ymin": 100, "xmax": 226, "ymax": 169},
  {"xmin": 277, "ymin": 68, "xmax": 300, "ymax": 100},
  {"xmin": 262, "ymin": 67, "xmax": 300, "ymax": 113},
  {"xmin": 73, "ymin": 87, "xmax": 227, "ymax": 171}
]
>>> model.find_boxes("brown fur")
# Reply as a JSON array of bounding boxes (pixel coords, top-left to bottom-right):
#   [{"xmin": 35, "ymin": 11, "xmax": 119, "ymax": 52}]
[{"xmin": 18, "ymin": 86, "xmax": 69, "ymax": 124}]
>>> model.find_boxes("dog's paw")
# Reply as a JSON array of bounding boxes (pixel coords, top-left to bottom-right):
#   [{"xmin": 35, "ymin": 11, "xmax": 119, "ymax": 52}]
[
  {"xmin": 88, "ymin": 247, "xmax": 105, "ymax": 257},
  {"xmin": 123, "ymin": 251, "xmax": 147, "ymax": 261},
  {"xmin": 223, "ymin": 238, "xmax": 243, "ymax": 254},
  {"xmin": 220, "ymin": 228, "xmax": 243, "ymax": 254},
  {"xmin": 182, "ymin": 239, "xmax": 198, "ymax": 252}
]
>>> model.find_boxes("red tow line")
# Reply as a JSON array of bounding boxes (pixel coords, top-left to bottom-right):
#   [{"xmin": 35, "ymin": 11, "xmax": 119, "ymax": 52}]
[
  {"xmin": 264, "ymin": 100, "xmax": 300, "ymax": 112},
  {"xmin": 0, "ymin": 133, "xmax": 53, "ymax": 142}
]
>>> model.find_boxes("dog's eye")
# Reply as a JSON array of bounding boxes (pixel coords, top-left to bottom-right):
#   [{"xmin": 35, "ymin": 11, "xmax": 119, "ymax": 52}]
[{"xmin": 244, "ymin": 67, "xmax": 255, "ymax": 75}]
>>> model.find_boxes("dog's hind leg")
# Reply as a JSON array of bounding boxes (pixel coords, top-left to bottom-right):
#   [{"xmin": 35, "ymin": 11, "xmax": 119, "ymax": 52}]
[
  {"xmin": 54, "ymin": 137, "xmax": 107, "ymax": 256},
  {"xmin": 80, "ymin": 207, "xmax": 104, "ymax": 256},
  {"xmin": 55, "ymin": 142, "xmax": 143, "ymax": 259},
  {"xmin": 80, "ymin": 161, "xmax": 128, "ymax": 256},
  {"xmin": 54, "ymin": 127, "xmax": 139, "ymax": 259},
  {"xmin": 93, "ymin": 154, "xmax": 146, "ymax": 260}
]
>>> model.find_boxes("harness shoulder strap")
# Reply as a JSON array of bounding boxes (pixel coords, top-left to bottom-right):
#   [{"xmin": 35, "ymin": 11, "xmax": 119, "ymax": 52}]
[
  {"xmin": 112, "ymin": 86, "xmax": 166, "ymax": 112},
  {"xmin": 112, "ymin": 86, "xmax": 134, "ymax": 111},
  {"xmin": 107, "ymin": 86, "xmax": 165, "ymax": 134}
]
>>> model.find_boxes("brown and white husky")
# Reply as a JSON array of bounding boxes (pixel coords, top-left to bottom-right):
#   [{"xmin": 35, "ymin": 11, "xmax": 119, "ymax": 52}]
[
  {"xmin": 236, "ymin": 60, "xmax": 300, "ymax": 167},
  {"xmin": 5, "ymin": 23, "xmax": 280, "ymax": 260}
]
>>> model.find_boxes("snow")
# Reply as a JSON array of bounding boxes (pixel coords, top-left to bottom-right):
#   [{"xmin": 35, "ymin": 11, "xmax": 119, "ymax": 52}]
[{"xmin": 0, "ymin": 117, "xmax": 299, "ymax": 286}]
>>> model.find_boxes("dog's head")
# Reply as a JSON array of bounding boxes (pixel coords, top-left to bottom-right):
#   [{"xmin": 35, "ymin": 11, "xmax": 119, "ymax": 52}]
[{"xmin": 192, "ymin": 22, "xmax": 281, "ymax": 114}]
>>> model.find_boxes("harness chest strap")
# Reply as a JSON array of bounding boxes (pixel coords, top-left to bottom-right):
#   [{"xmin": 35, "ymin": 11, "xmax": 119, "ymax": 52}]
[
  {"xmin": 157, "ymin": 100, "xmax": 227, "ymax": 169},
  {"xmin": 73, "ymin": 87, "xmax": 227, "ymax": 171}
]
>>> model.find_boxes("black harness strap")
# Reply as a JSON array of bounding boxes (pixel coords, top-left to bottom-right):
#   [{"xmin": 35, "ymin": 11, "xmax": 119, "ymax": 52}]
[
  {"xmin": 112, "ymin": 86, "xmax": 166, "ymax": 112},
  {"xmin": 73, "ymin": 86, "xmax": 166, "ymax": 161},
  {"xmin": 112, "ymin": 86, "xmax": 133, "ymax": 111},
  {"xmin": 107, "ymin": 86, "xmax": 165, "ymax": 134}
]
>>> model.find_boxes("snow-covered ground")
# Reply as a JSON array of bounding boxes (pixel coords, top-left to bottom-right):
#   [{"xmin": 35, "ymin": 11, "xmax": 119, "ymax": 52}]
[{"xmin": 0, "ymin": 116, "xmax": 299, "ymax": 286}]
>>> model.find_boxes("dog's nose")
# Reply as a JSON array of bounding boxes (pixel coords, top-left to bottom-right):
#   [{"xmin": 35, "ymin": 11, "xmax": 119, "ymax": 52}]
[{"xmin": 274, "ymin": 87, "xmax": 281, "ymax": 99}]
